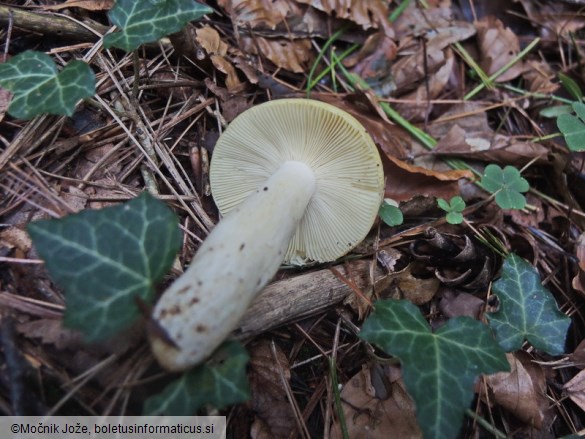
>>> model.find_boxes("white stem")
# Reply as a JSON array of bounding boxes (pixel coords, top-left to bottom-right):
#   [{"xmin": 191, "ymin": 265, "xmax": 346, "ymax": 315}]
[{"xmin": 149, "ymin": 161, "xmax": 316, "ymax": 371}]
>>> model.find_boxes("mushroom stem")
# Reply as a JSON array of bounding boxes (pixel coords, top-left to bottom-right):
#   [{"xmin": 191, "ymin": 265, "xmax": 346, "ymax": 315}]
[{"xmin": 150, "ymin": 160, "xmax": 316, "ymax": 371}]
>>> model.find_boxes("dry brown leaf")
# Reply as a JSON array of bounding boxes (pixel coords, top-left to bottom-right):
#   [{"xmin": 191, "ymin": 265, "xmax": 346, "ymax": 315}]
[
  {"xmin": 383, "ymin": 154, "xmax": 474, "ymax": 202},
  {"xmin": 475, "ymin": 16, "xmax": 527, "ymax": 82},
  {"xmin": 248, "ymin": 341, "xmax": 297, "ymax": 439},
  {"xmin": 570, "ymin": 339, "xmax": 585, "ymax": 368},
  {"xmin": 393, "ymin": 50, "xmax": 455, "ymax": 121},
  {"xmin": 296, "ymin": 0, "xmax": 388, "ymax": 30},
  {"xmin": 439, "ymin": 290, "xmax": 484, "ymax": 319},
  {"xmin": 330, "ymin": 364, "xmax": 421, "ymax": 439},
  {"xmin": 433, "ymin": 124, "xmax": 550, "ymax": 167},
  {"xmin": 0, "ymin": 88, "xmax": 11, "ymax": 123},
  {"xmin": 41, "ymin": 0, "xmax": 114, "ymax": 11},
  {"xmin": 572, "ymin": 232, "xmax": 585, "ymax": 298},
  {"xmin": 240, "ymin": 36, "xmax": 311, "ymax": 73},
  {"xmin": 485, "ymin": 352, "xmax": 547, "ymax": 428},
  {"xmin": 564, "ymin": 368, "xmax": 585, "ymax": 414},
  {"xmin": 210, "ymin": 55, "xmax": 243, "ymax": 92},
  {"xmin": 376, "ymin": 262, "xmax": 440, "ymax": 305},
  {"xmin": 218, "ymin": 0, "xmax": 299, "ymax": 29},
  {"xmin": 16, "ymin": 319, "xmax": 83, "ymax": 351},
  {"xmin": 0, "ymin": 226, "xmax": 32, "ymax": 254},
  {"xmin": 196, "ymin": 26, "xmax": 229, "ymax": 56}
]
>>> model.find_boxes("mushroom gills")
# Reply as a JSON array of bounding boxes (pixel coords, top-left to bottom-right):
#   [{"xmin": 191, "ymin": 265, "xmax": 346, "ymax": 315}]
[{"xmin": 149, "ymin": 160, "xmax": 316, "ymax": 371}]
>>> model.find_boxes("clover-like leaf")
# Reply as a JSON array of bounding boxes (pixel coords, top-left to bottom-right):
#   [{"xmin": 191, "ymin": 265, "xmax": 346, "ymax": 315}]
[
  {"xmin": 104, "ymin": 0, "xmax": 213, "ymax": 52},
  {"xmin": 0, "ymin": 51, "xmax": 95, "ymax": 119},
  {"xmin": 557, "ymin": 101, "xmax": 585, "ymax": 152},
  {"xmin": 143, "ymin": 341, "xmax": 250, "ymax": 415},
  {"xmin": 487, "ymin": 253, "xmax": 571, "ymax": 355},
  {"xmin": 480, "ymin": 164, "xmax": 529, "ymax": 209},
  {"xmin": 437, "ymin": 196, "xmax": 466, "ymax": 224},
  {"xmin": 360, "ymin": 300, "xmax": 509, "ymax": 439},
  {"xmin": 27, "ymin": 193, "xmax": 181, "ymax": 341},
  {"xmin": 379, "ymin": 199, "xmax": 403, "ymax": 227}
]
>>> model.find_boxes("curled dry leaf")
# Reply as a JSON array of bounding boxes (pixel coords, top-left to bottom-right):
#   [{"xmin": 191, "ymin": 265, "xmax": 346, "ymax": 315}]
[
  {"xmin": 564, "ymin": 368, "xmax": 585, "ymax": 415},
  {"xmin": 485, "ymin": 352, "xmax": 548, "ymax": 428},
  {"xmin": 248, "ymin": 341, "xmax": 296, "ymax": 439},
  {"xmin": 393, "ymin": 50, "xmax": 456, "ymax": 121},
  {"xmin": 330, "ymin": 364, "xmax": 422, "ymax": 439},
  {"xmin": 572, "ymin": 232, "xmax": 585, "ymax": 298},
  {"xmin": 430, "ymin": 102, "xmax": 550, "ymax": 166},
  {"xmin": 373, "ymin": 261, "xmax": 440, "ymax": 306},
  {"xmin": 383, "ymin": 154, "xmax": 474, "ymax": 202},
  {"xmin": 475, "ymin": 16, "xmax": 527, "ymax": 82},
  {"xmin": 0, "ymin": 226, "xmax": 32, "ymax": 254},
  {"xmin": 410, "ymin": 228, "xmax": 500, "ymax": 291},
  {"xmin": 240, "ymin": 37, "xmax": 312, "ymax": 73},
  {"xmin": 218, "ymin": 0, "xmax": 298, "ymax": 29},
  {"xmin": 296, "ymin": 0, "xmax": 389, "ymax": 30},
  {"xmin": 439, "ymin": 290, "xmax": 484, "ymax": 320}
]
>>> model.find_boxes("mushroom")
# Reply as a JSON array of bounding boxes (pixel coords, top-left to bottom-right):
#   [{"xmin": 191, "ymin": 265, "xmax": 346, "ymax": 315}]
[{"xmin": 149, "ymin": 98, "xmax": 384, "ymax": 371}]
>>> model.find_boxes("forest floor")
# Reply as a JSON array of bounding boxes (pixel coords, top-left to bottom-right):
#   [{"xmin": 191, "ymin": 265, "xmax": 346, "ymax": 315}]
[{"xmin": 1, "ymin": 0, "xmax": 585, "ymax": 438}]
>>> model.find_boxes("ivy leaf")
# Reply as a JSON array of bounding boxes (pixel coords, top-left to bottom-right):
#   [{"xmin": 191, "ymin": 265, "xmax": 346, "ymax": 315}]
[
  {"xmin": 104, "ymin": 0, "xmax": 213, "ymax": 52},
  {"xmin": 27, "ymin": 193, "xmax": 181, "ymax": 341},
  {"xmin": 360, "ymin": 300, "xmax": 509, "ymax": 439},
  {"xmin": 379, "ymin": 199, "xmax": 403, "ymax": 226},
  {"xmin": 487, "ymin": 253, "xmax": 571, "ymax": 355},
  {"xmin": 557, "ymin": 101, "xmax": 585, "ymax": 152},
  {"xmin": 143, "ymin": 341, "xmax": 250, "ymax": 415},
  {"xmin": 0, "ymin": 51, "xmax": 95, "ymax": 119},
  {"xmin": 437, "ymin": 196, "xmax": 466, "ymax": 224},
  {"xmin": 480, "ymin": 164, "xmax": 529, "ymax": 209}
]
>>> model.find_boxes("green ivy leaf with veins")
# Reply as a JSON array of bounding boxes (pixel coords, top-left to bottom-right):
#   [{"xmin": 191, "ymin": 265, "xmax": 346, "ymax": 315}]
[
  {"xmin": 487, "ymin": 253, "xmax": 571, "ymax": 355},
  {"xmin": 0, "ymin": 51, "xmax": 95, "ymax": 119},
  {"xmin": 480, "ymin": 164, "xmax": 529, "ymax": 210},
  {"xmin": 437, "ymin": 196, "xmax": 466, "ymax": 224},
  {"xmin": 104, "ymin": 0, "xmax": 213, "ymax": 52},
  {"xmin": 143, "ymin": 341, "xmax": 250, "ymax": 415},
  {"xmin": 557, "ymin": 101, "xmax": 585, "ymax": 152},
  {"xmin": 27, "ymin": 193, "xmax": 181, "ymax": 341},
  {"xmin": 360, "ymin": 300, "xmax": 509, "ymax": 439}
]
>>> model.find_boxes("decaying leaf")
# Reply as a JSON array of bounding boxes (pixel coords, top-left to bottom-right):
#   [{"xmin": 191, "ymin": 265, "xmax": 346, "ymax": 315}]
[
  {"xmin": 330, "ymin": 364, "xmax": 422, "ymax": 439},
  {"xmin": 248, "ymin": 341, "xmax": 297, "ymax": 439},
  {"xmin": 475, "ymin": 16, "xmax": 527, "ymax": 82},
  {"xmin": 383, "ymin": 155, "xmax": 474, "ymax": 203},
  {"xmin": 439, "ymin": 290, "xmax": 484, "ymax": 320},
  {"xmin": 572, "ymin": 232, "xmax": 585, "ymax": 298},
  {"xmin": 565, "ymin": 368, "xmax": 585, "ymax": 414},
  {"xmin": 218, "ymin": 0, "xmax": 298, "ymax": 29},
  {"xmin": 240, "ymin": 37, "xmax": 312, "ymax": 73},
  {"xmin": 485, "ymin": 352, "xmax": 548, "ymax": 428},
  {"xmin": 431, "ymin": 102, "xmax": 550, "ymax": 166},
  {"xmin": 296, "ymin": 0, "xmax": 389, "ymax": 30}
]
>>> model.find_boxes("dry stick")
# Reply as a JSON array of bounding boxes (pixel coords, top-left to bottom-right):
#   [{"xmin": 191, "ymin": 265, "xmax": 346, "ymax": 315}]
[
  {"xmin": 234, "ymin": 259, "xmax": 383, "ymax": 341},
  {"xmin": 0, "ymin": 5, "xmax": 107, "ymax": 42}
]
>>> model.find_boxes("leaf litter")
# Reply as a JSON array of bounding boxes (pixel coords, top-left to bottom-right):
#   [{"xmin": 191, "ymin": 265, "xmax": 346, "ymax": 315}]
[{"xmin": 0, "ymin": 0, "xmax": 584, "ymax": 437}]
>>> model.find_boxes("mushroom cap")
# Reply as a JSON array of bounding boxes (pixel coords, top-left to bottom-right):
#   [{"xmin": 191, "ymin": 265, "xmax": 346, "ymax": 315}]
[{"xmin": 209, "ymin": 98, "xmax": 384, "ymax": 265}]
